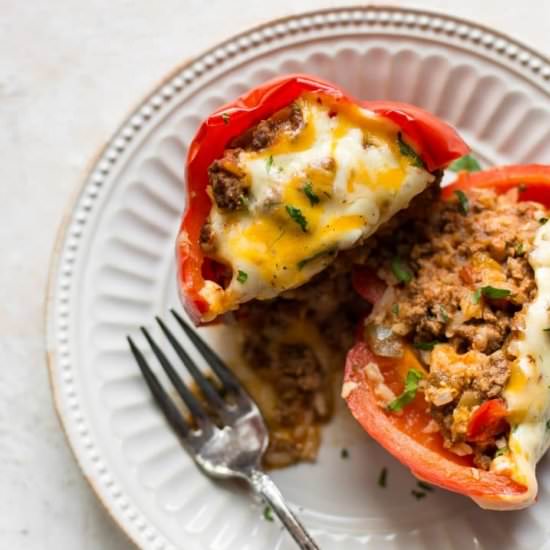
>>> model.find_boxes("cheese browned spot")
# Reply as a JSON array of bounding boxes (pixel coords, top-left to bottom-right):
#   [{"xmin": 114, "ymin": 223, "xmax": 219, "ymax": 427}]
[{"xmin": 199, "ymin": 92, "xmax": 435, "ymax": 319}]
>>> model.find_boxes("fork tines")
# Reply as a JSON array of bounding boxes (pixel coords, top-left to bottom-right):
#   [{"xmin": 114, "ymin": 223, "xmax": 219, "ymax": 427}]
[{"xmin": 127, "ymin": 309, "xmax": 243, "ymax": 438}]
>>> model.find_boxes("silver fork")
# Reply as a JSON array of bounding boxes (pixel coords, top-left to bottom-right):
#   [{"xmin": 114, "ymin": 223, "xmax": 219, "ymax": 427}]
[{"xmin": 127, "ymin": 309, "xmax": 320, "ymax": 550}]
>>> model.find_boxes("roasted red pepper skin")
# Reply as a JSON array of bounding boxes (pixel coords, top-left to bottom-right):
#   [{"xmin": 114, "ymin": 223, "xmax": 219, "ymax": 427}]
[
  {"xmin": 442, "ymin": 164, "xmax": 550, "ymax": 208},
  {"xmin": 344, "ymin": 165, "xmax": 550, "ymax": 507},
  {"xmin": 344, "ymin": 342, "xmax": 527, "ymax": 506},
  {"xmin": 177, "ymin": 74, "xmax": 469, "ymax": 323},
  {"xmin": 467, "ymin": 399, "xmax": 508, "ymax": 443}
]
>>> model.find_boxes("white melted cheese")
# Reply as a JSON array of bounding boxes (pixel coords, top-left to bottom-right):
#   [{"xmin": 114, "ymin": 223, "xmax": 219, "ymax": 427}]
[
  {"xmin": 202, "ymin": 93, "xmax": 434, "ymax": 318},
  {"xmin": 494, "ymin": 220, "xmax": 550, "ymax": 506}
]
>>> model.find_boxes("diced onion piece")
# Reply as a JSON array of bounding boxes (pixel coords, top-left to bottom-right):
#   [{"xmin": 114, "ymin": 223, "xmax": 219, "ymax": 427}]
[{"xmin": 365, "ymin": 323, "xmax": 404, "ymax": 358}]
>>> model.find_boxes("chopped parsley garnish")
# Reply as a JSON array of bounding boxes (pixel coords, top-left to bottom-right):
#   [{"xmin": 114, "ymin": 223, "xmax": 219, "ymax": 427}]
[
  {"xmin": 387, "ymin": 369, "xmax": 423, "ymax": 412},
  {"xmin": 515, "ymin": 242, "xmax": 525, "ymax": 256},
  {"xmin": 236, "ymin": 270, "xmax": 248, "ymax": 284},
  {"xmin": 391, "ymin": 257, "xmax": 413, "ymax": 284},
  {"xmin": 454, "ymin": 190, "xmax": 469, "ymax": 215},
  {"xmin": 411, "ymin": 490, "xmax": 427, "ymax": 500},
  {"xmin": 495, "ymin": 447, "xmax": 508, "ymax": 457},
  {"xmin": 303, "ymin": 181, "xmax": 320, "ymax": 206},
  {"xmin": 439, "ymin": 305, "xmax": 449, "ymax": 323},
  {"xmin": 414, "ymin": 341, "xmax": 441, "ymax": 351},
  {"xmin": 286, "ymin": 205, "xmax": 308, "ymax": 232},
  {"xmin": 539, "ymin": 217, "xmax": 548, "ymax": 225},
  {"xmin": 297, "ymin": 248, "xmax": 335, "ymax": 270},
  {"xmin": 392, "ymin": 303, "xmax": 400, "ymax": 316},
  {"xmin": 341, "ymin": 448, "xmax": 349, "ymax": 459},
  {"xmin": 397, "ymin": 133, "xmax": 425, "ymax": 168},
  {"xmin": 263, "ymin": 505, "xmax": 274, "ymax": 522},
  {"xmin": 472, "ymin": 286, "xmax": 511, "ymax": 303},
  {"xmin": 417, "ymin": 481, "xmax": 434, "ymax": 492},
  {"xmin": 378, "ymin": 467, "xmax": 388, "ymax": 488},
  {"xmin": 266, "ymin": 155, "xmax": 274, "ymax": 173},
  {"xmin": 221, "ymin": 112, "xmax": 230, "ymax": 124},
  {"xmin": 448, "ymin": 154, "xmax": 481, "ymax": 173},
  {"xmin": 481, "ymin": 286, "xmax": 511, "ymax": 299},
  {"xmin": 546, "ymin": 420, "xmax": 550, "ymax": 431}
]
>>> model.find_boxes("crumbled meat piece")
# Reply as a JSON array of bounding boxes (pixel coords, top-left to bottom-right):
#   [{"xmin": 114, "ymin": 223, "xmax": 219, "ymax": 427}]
[
  {"xmin": 208, "ymin": 158, "xmax": 248, "ymax": 211},
  {"xmin": 474, "ymin": 350, "xmax": 509, "ymax": 397},
  {"xmin": 199, "ymin": 221, "xmax": 215, "ymax": 253},
  {"xmin": 231, "ymin": 102, "xmax": 304, "ymax": 151}
]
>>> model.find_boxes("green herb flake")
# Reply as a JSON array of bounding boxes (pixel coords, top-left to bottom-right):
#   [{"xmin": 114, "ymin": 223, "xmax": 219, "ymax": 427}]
[
  {"xmin": 221, "ymin": 112, "xmax": 230, "ymax": 125},
  {"xmin": 481, "ymin": 286, "xmax": 512, "ymax": 300},
  {"xmin": 454, "ymin": 190, "xmax": 469, "ymax": 216},
  {"xmin": 439, "ymin": 305, "xmax": 449, "ymax": 323},
  {"xmin": 236, "ymin": 270, "xmax": 248, "ymax": 284},
  {"xmin": 387, "ymin": 369, "xmax": 424, "ymax": 412},
  {"xmin": 546, "ymin": 420, "xmax": 550, "ymax": 431},
  {"xmin": 417, "ymin": 481, "xmax": 434, "ymax": 492},
  {"xmin": 515, "ymin": 242, "xmax": 525, "ymax": 256},
  {"xmin": 448, "ymin": 154, "xmax": 481, "ymax": 173},
  {"xmin": 411, "ymin": 490, "xmax": 427, "ymax": 500},
  {"xmin": 303, "ymin": 181, "xmax": 320, "ymax": 206},
  {"xmin": 239, "ymin": 195, "xmax": 250, "ymax": 209},
  {"xmin": 473, "ymin": 286, "xmax": 512, "ymax": 303},
  {"xmin": 495, "ymin": 447, "xmax": 508, "ymax": 457},
  {"xmin": 414, "ymin": 341, "xmax": 441, "ymax": 351},
  {"xmin": 392, "ymin": 303, "xmax": 400, "ymax": 316},
  {"xmin": 539, "ymin": 217, "xmax": 548, "ymax": 225},
  {"xmin": 286, "ymin": 205, "xmax": 308, "ymax": 232},
  {"xmin": 266, "ymin": 155, "xmax": 274, "ymax": 173},
  {"xmin": 341, "ymin": 448, "xmax": 349, "ymax": 459},
  {"xmin": 391, "ymin": 257, "xmax": 413, "ymax": 284},
  {"xmin": 378, "ymin": 467, "xmax": 388, "ymax": 488},
  {"xmin": 263, "ymin": 505, "xmax": 274, "ymax": 522},
  {"xmin": 397, "ymin": 133, "xmax": 425, "ymax": 168},
  {"xmin": 297, "ymin": 248, "xmax": 335, "ymax": 270}
]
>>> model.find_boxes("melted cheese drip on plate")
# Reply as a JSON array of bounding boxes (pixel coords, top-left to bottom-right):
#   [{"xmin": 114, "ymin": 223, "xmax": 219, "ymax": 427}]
[
  {"xmin": 203, "ymin": 93, "xmax": 434, "ymax": 315},
  {"xmin": 493, "ymin": 220, "xmax": 550, "ymax": 505}
]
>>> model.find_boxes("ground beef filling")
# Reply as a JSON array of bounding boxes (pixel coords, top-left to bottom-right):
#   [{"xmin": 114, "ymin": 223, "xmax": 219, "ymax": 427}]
[
  {"xmin": 361, "ymin": 186, "xmax": 546, "ymax": 467},
  {"xmin": 236, "ymin": 272, "xmax": 366, "ymax": 468}
]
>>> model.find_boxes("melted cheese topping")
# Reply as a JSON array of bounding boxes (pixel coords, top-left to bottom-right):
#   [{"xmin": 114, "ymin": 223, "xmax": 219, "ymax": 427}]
[
  {"xmin": 492, "ymin": 220, "xmax": 550, "ymax": 506},
  {"xmin": 202, "ymin": 93, "xmax": 434, "ymax": 317}
]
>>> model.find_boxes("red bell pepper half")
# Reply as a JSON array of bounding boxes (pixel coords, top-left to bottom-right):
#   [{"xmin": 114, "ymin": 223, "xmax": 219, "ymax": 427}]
[
  {"xmin": 344, "ymin": 342, "xmax": 527, "ymax": 507},
  {"xmin": 344, "ymin": 165, "xmax": 550, "ymax": 508},
  {"xmin": 176, "ymin": 74, "xmax": 469, "ymax": 323}
]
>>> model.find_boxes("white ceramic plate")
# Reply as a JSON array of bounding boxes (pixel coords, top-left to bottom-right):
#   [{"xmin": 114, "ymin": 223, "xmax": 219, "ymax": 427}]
[{"xmin": 47, "ymin": 7, "xmax": 550, "ymax": 550}]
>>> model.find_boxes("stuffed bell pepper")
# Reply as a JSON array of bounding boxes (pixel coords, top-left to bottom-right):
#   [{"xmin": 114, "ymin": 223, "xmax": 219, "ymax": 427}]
[
  {"xmin": 343, "ymin": 165, "xmax": 550, "ymax": 510},
  {"xmin": 176, "ymin": 74, "xmax": 468, "ymax": 323}
]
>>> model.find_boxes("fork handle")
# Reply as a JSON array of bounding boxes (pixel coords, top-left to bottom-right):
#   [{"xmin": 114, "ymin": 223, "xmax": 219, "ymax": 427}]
[{"xmin": 248, "ymin": 469, "xmax": 320, "ymax": 550}]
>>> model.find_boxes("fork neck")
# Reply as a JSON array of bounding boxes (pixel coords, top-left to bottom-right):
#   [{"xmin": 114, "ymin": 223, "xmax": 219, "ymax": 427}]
[{"xmin": 246, "ymin": 469, "xmax": 320, "ymax": 550}]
